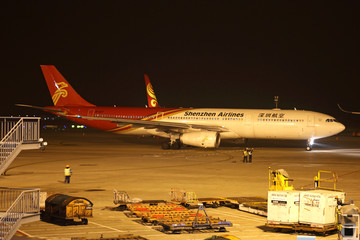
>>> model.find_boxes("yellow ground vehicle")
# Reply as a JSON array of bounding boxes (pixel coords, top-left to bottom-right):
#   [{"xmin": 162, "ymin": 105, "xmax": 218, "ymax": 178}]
[{"xmin": 268, "ymin": 168, "xmax": 294, "ymax": 191}]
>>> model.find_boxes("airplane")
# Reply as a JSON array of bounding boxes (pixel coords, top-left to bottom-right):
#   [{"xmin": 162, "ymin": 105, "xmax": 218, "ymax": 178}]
[
  {"xmin": 144, "ymin": 74, "xmax": 160, "ymax": 108},
  {"xmin": 18, "ymin": 65, "xmax": 345, "ymax": 151},
  {"xmin": 338, "ymin": 104, "xmax": 360, "ymax": 114}
]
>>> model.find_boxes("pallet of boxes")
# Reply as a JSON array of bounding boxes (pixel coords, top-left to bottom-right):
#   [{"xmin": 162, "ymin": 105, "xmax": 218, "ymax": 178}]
[{"xmin": 265, "ymin": 169, "xmax": 346, "ymax": 235}]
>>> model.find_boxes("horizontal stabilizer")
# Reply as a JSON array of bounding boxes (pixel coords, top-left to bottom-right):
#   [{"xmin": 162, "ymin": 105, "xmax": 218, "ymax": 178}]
[{"xmin": 16, "ymin": 104, "xmax": 67, "ymax": 116}]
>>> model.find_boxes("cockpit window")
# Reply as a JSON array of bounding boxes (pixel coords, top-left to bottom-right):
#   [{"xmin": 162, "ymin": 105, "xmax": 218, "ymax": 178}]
[{"xmin": 326, "ymin": 119, "xmax": 338, "ymax": 122}]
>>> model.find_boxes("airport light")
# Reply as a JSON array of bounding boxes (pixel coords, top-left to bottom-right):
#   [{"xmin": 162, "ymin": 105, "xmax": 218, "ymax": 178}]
[
  {"xmin": 40, "ymin": 141, "xmax": 48, "ymax": 150},
  {"xmin": 274, "ymin": 96, "xmax": 279, "ymax": 109}
]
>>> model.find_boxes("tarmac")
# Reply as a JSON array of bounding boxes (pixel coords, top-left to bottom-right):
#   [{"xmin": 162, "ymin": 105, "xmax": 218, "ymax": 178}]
[{"xmin": 2, "ymin": 129, "xmax": 360, "ymax": 240}]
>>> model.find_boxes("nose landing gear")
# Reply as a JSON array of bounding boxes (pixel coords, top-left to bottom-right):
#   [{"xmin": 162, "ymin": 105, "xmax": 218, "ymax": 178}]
[{"xmin": 306, "ymin": 138, "xmax": 314, "ymax": 151}]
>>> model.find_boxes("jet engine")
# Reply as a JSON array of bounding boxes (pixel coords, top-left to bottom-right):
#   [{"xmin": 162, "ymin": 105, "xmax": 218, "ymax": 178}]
[{"xmin": 180, "ymin": 131, "xmax": 221, "ymax": 148}]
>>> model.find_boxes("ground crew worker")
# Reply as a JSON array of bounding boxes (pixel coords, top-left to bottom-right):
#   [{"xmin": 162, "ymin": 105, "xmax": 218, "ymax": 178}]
[
  {"xmin": 243, "ymin": 148, "xmax": 248, "ymax": 163},
  {"xmin": 64, "ymin": 165, "xmax": 72, "ymax": 184},
  {"xmin": 248, "ymin": 148, "xmax": 253, "ymax": 163},
  {"xmin": 314, "ymin": 175, "xmax": 319, "ymax": 188}
]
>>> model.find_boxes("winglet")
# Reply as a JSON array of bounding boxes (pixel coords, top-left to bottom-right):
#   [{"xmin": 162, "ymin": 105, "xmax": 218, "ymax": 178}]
[
  {"xmin": 144, "ymin": 74, "xmax": 160, "ymax": 108},
  {"xmin": 338, "ymin": 104, "xmax": 360, "ymax": 114}
]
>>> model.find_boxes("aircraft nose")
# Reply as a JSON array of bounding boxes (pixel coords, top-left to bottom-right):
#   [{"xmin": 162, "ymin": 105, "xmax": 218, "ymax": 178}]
[{"xmin": 336, "ymin": 122, "xmax": 346, "ymax": 134}]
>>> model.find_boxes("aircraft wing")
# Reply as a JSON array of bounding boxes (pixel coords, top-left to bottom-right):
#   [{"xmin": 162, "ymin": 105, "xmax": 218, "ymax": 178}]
[
  {"xmin": 17, "ymin": 104, "xmax": 229, "ymax": 132},
  {"xmin": 337, "ymin": 104, "xmax": 360, "ymax": 115},
  {"xmin": 73, "ymin": 115, "xmax": 229, "ymax": 132}
]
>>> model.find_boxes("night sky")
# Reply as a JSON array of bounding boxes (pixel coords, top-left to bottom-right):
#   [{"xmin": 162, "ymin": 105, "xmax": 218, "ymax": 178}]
[{"xmin": 1, "ymin": 1, "xmax": 360, "ymax": 127}]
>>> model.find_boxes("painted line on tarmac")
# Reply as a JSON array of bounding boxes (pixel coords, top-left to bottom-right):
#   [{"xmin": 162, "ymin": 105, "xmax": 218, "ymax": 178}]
[
  {"xmin": 89, "ymin": 221, "xmax": 126, "ymax": 232},
  {"xmin": 34, "ymin": 231, "xmax": 119, "ymax": 237},
  {"xmin": 238, "ymin": 235, "xmax": 291, "ymax": 239},
  {"xmin": 17, "ymin": 229, "xmax": 33, "ymax": 237},
  {"xmin": 210, "ymin": 208, "xmax": 265, "ymax": 221},
  {"xmin": 209, "ymin": 209, "xmax": 265, "ymax": 223},
  {"xmin": 20, "ymin": 226, "xmax": 95, "ymax": 233}
]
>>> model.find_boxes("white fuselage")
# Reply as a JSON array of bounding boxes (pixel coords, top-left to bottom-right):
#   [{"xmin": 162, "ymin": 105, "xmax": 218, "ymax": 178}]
[{"xmin": 147, "ymin": 108, "xmax": 345, "ymax": 140}]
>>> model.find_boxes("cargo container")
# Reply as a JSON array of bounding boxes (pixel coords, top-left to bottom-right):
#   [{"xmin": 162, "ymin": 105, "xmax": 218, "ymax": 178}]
[
  {"xmin": 43, "ymin": 194, "xmax": 93, "ymax": 225},
  {"xmin": 299, "ymin": 190, "xmax": 345, "ymax": 226},
  {"xmin": 266, "ymin": 189, "xmax": 345, "ymax": 234},
  {"xmin": 267, "ymin": 190, "xmax": 300, "ymax": 224}
]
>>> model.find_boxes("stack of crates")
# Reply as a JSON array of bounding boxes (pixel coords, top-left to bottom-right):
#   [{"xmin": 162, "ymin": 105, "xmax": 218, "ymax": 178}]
[{"xmin": 267, "ymin": 189, "xmax": 346, "ymax": 232}]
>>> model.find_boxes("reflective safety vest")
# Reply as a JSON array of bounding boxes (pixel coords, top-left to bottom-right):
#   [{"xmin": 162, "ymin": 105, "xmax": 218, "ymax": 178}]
[{"xmin": 64, "ymin": 168, "xmax": 72, "ymax": 176}]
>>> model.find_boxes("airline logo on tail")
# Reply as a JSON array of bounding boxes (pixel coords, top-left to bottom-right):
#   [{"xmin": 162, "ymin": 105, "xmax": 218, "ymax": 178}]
[
  {"xmin": 144, "ymin": 74, "xmax": 159, "ymax": 108},
  {"xmin": 52, "ymin": 82, "xmax": 69, "ymax": 105},
  {"xmin": 146, "ymin": 83, "xmax": 158, "ymax": 107},
  {"xmin": 41, "ymin": 65, "xmax": 95, "ymax": 107}
]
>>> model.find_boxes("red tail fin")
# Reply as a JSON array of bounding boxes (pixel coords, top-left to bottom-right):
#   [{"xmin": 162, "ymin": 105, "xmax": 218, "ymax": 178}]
[
  {"xmin": 41, "ymin": 65, "xmax": 95, "ymax": 107},
  {"xmin": 144, "ymin": 74, "xmax": 159, "ymax": 108}
]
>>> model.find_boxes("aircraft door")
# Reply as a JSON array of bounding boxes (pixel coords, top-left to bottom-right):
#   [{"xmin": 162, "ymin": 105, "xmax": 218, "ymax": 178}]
[
  {"xmin": 245, "ymin": 113, "xmax": 252, "ymax": 126},
  {"xmin": 87, "ymin": 109, "xmax": 95, "ymax": 117},
  {"xmin": 156, "ymin": 112, "xmax": 165, "ymax": 120},
  {"xmin": 307, "ymin": 115, "xmax": 315, "ymax": 127},
  {"xmin": 243, "ymin": 112, "xmax": 255, "ymax": 138}
]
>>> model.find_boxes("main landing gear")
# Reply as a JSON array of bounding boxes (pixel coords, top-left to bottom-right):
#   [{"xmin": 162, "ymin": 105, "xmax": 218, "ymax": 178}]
[
  {"xmin": 162, "ymin": 139, "xmax": 181, "ymax": 150},
  {"xmin": 162, "ymin": 134, "xmax": 182, "ymax": 150}
]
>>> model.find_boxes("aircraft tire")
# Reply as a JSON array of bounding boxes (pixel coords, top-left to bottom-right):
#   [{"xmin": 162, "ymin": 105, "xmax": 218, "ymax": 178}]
[
  {"xmin": 161, "ymin": 142, "xmax": 171, "ymax": 150},
  {"xmin": 81, "ymin": 218, "xmax": 88, "ymax": 225},
  {"xmin": 171, "ymin": 142, "xmax": 181, "ymax": 150}
]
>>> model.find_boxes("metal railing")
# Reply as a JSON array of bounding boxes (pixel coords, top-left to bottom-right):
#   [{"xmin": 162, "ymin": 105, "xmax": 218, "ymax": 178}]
[
  {"xmin": 0, "ymin": 117, "xmax": 40, "ymax": 173},
  {"xmin": 0, "ymin": 117, "xmax": 40, "ymax": 142},
  {"xmin": 170, "ymin": 188, "xmax": 198, "ymax": 203},
  {"xmin": 0, "ymin": 187, "xmax": 40, "ymax": 240}
]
